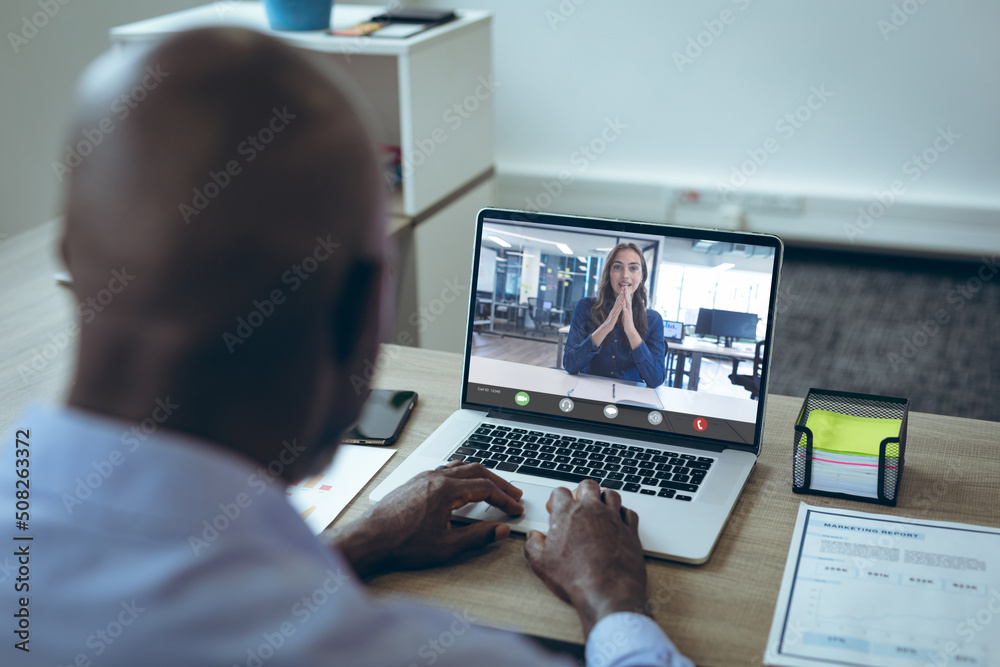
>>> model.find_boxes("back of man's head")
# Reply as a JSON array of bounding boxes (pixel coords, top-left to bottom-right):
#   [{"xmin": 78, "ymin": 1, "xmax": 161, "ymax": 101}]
[{"xmin": 61, "ymin": 28, "xmax": 386, "ymax": 478}]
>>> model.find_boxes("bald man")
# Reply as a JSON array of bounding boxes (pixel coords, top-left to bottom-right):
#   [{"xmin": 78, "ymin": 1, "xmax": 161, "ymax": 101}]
[{"xmin": 1, "ymin": 28, "xmax": 691, "ymax": 667}]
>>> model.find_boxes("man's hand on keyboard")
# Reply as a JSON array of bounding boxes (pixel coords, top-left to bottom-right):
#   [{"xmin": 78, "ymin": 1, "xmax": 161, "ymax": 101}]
[
  {"xmin": 324, "ymin": 461, "xmax": 524, "ymax": 577},
  {"xmin": 523, "ymin": 480, "xmax": 649, "ymax": 636}
]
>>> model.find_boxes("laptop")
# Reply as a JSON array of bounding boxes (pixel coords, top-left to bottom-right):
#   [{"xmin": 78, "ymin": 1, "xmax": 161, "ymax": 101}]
[
  {"xmin": 663, "ymin": 320, "xmax": 685, "ymax": 343},
  {"xmin": 371, "ymin": 208, "xmax": 783, "ymax": 564}
]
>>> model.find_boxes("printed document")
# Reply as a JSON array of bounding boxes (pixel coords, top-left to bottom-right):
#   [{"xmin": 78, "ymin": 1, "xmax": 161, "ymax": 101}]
[
  {"xmin": 766, "ymin": 503, "xmax": 1000, "ymax": 667},
  {"xmin": 286, "ymin": 445, "xmax": 394, "ymax": 534}
]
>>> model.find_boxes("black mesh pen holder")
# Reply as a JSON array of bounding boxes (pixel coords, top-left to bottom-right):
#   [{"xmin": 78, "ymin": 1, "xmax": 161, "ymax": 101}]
[{"xmin": 792, "ymin": 388, "xmax": 909, "ymax": 506}]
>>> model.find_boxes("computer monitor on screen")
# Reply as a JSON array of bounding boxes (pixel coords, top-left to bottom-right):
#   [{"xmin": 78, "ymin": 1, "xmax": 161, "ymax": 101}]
[
  {"xmin": 694, "ymin": 308, "xmax": 759, "ymax": 347},
  {"xmin": 695, "ymin": 308, "xmax": 714, "ymax": 336},
  {"xmin": 711, "ymin": 310, "xmax": 758, "ymax": 346}
]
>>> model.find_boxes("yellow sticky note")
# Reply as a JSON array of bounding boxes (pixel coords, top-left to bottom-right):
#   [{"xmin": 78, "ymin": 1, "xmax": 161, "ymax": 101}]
[{"xmin": 805, "ymin": 409, "xmax": 901, "ymax": 457}]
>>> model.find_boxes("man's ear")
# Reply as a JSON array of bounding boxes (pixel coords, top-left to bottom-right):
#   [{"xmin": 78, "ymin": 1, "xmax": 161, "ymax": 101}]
[{"xmin": 330, "ymin": 259, "xmax": 383, "ymax": 364}]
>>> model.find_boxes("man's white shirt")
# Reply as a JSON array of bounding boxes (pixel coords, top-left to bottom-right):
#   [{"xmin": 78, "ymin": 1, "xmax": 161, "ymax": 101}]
[{"xmin": 0, "ymin": 405, "xmax": 693, "ymax": 667}]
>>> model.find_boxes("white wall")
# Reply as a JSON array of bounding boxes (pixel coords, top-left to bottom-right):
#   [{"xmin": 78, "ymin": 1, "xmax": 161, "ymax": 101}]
[
  {"xmin": 408, "ymin": 0, "xmax": 1000, "ymax": 255},
  {"xmin": 6, "ymin": 1, "xmax": 999, "ymax": 253},
  {"xmin": 0, "ymin": 0, "xmax": 208, "ymax": 238}
]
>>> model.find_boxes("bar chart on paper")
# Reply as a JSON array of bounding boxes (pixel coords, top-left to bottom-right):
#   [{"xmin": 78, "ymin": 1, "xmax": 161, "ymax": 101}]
[
  {"xmin": 766, "ymin": 504, "xmax": 1000, "ymax": 667},
  {"xmin": 286, "ymin": 444, "xmax": 394, "ymax": 534}
]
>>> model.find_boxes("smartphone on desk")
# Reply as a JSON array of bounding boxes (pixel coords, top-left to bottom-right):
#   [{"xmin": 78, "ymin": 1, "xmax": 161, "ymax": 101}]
[{"xmin": 341, "ymin": 389, "xmax": 417, "ymax": 446}]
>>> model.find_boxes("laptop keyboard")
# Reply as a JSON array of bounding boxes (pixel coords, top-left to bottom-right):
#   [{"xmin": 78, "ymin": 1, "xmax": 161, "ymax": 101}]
[{"xmin": 448, "ymin": 422, "xmax": 715, "ymax": 501}]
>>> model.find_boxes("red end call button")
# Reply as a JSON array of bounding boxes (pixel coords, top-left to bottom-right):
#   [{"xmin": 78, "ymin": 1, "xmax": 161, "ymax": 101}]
[{"xmin": 693, "ymin": 417, "xmax": 708, "ymax": 432}]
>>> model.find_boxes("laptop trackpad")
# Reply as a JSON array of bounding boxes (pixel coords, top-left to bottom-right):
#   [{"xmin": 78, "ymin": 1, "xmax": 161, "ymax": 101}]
[{"xmin": 453, "ymin": 482, "xmax": 555, "ymax": 531}]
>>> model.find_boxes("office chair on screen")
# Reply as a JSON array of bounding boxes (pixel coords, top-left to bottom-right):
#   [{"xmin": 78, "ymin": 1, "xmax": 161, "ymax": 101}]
[
  {"xmin": 526, "ymin": 297, "xmax": 557, "ymax": 337},
  {"xmin": 525, "ymin": 298, "xmax": 543, "ymax": 337},
  {"xmin": 728, "ymin": 340, "xmax": 765, "ymax": 399}
]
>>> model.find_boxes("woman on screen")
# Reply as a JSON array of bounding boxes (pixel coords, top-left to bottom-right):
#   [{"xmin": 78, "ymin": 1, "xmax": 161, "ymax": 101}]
[{"xmin": 563, "ymin": 243, "xmax": 665, "ymax": 388}]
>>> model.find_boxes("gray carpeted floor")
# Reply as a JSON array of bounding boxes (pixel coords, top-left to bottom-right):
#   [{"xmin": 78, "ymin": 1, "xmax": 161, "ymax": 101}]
[{"xmin": 767, "ymin": 248, "xmax": 999, "ymax": 421}]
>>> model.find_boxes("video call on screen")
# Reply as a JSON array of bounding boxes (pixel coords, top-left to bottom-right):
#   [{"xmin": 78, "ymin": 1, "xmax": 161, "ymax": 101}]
[{"xmin": 465, "ymin": 216, "xmax": 777, "ymax": 446}]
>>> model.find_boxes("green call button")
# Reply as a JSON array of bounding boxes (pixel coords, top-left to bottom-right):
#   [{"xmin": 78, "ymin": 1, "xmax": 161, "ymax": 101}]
[{"xmin": 514, "ymin": 391, "xmax": 530, "ymax": 406}]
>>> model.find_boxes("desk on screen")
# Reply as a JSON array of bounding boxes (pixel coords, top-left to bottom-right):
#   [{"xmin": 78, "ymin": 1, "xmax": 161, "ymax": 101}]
[{"xmin": 468, "ymin": 356, "xmax": 757, "ymax": 423}]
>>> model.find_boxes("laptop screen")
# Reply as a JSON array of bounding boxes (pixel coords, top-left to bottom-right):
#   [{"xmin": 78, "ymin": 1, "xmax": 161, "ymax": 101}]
[
  {"xmin": 464, "ymin": 209, "xmax": 782, "ymax": 449},
  {"xmin": 662, "ymin": 320, "xmax": 684, "ymax": 341}
]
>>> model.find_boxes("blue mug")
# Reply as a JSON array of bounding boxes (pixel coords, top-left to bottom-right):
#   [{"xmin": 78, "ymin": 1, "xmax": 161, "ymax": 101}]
[{"xmin": 262, "ymin": 0, "xmax": 334, "ymax": 31}]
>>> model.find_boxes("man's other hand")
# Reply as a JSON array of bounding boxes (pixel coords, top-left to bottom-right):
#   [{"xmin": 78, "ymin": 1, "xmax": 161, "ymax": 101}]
[
  {"xmin": 325, "ymin": 461, "xmax": 524, "ymax": 577},
  {"xmin": 524, "ymin": 481, "xmax": 648, "ymax": 636}
]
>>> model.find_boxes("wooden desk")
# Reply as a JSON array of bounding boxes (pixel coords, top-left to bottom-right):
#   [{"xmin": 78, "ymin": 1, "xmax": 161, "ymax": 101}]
[
  {"xmin": 4, "ymin": 221, "xmax": 1000, "ymax": 666},
  {"xmin": 345, "ymin": 357, "xmax": 1000, "ymax": 666},
  {"xmin": 554, "ymin": 330, "xmax": 757, "ymax": 393},
  {"xmin": 668, "ymin": 338, "xmax": 757, "ymax": 391},
  {"xmin": 0, "ymin": 220, "xmax": 77, "ymax": 437}
]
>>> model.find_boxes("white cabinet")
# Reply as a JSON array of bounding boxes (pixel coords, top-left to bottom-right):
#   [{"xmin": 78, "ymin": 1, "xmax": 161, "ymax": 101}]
[{"xmin": 111, "ymin": 3, "xmax": 495, "ymax": 352}]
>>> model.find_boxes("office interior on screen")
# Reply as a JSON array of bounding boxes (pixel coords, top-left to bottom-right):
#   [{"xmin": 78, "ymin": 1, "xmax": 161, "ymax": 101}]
[{"xmin": 470, "ymin": 220, "xmax": 774, "ymax": 401}]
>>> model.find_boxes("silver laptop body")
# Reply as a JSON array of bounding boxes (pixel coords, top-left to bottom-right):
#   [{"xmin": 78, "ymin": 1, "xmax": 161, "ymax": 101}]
[{"xmin": 372, "ymin": 208, "xmax": 783, "ymax": 564}]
